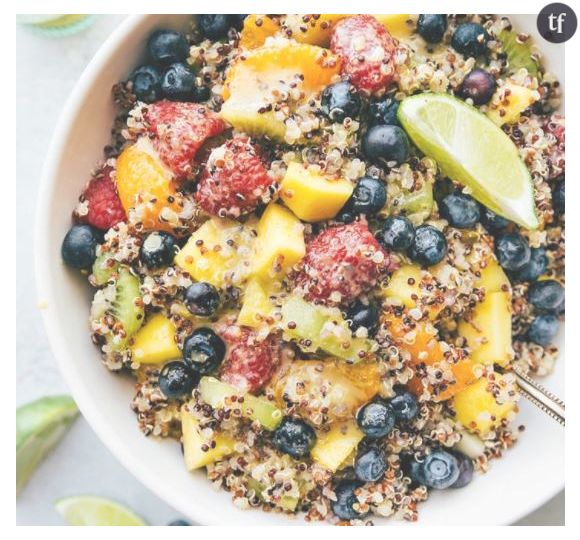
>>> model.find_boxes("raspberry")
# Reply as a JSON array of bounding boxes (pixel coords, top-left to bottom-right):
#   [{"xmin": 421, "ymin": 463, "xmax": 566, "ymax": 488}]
[
  {"xmin": 330, "ymin": 15, "xmax": 397, "ymax": 95},
  {"xmin": 145, "ymin": 100, "xmax": 226, "ymax": 180},
  {"xmin": 294, "ymin": 221, "xmax": 393, "ymax": 305},
  {"xmin": 195, "ymin": 137, "xmax": 275, "ymax": 218},
  {"xmin": 216, "ymin": 321, "xmax": 280, "ymax": 393},
  {"xmin": 78, "ymin": 166, "xmax": 126, "ymax": 230}
]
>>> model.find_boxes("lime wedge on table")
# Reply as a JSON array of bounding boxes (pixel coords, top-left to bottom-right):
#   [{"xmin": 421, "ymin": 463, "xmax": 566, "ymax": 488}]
[
  {"xmin": 55, "ymin": 496, "xmax": 147, "ymax": 526},
  {"xmin": 398, "ymin": 93, "xmax": 539, "ymax": 230},
  {"xmin": 16, "ymin": 395, "xmax": 79, "ymax": 495}
]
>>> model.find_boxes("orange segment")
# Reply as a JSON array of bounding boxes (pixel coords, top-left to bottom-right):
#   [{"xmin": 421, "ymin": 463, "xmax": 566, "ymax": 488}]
[
  {"xmin": 239, "ymin": 15, "xmax": 281, "ymax": 49},
  {"xmin": 116, "ymin": 139, "xmax": 183, "ymax": 233},
  {"xmin": 281, "ymin": 14, "xmax": 346, "ymax": 46}
]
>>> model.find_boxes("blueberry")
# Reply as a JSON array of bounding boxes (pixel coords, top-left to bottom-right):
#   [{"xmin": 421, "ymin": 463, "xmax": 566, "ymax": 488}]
[
  {"xmin": 343, "ymin": 177, "xmax": 387, "ymax": 215},
  {"xmin": 417, "ymin": 14, "xmax": 447, "ymax": 43},
  {"xmin": 389, "ymin": 391, "xmax": 419, "ymax": 422},
  {"xmin": 459, "ymin": 69, "xmax": 496, "ymax": 105},
  {"xmin": 191, "ymin": 85, "xmax": 211, "ymax": 102},
  {"xmin": 376, "ymin": 216, "xmax": 415, "ymax": 251},
  {"xmin": 161, "ymin": 62, "xmax": 195, "ymax": 101},
  {"xmin": 420, "ymin": 450, "xmax": 460, "ymax": 489},
  {"xmin": 528, "ymin": 279, "xmax": 565, "ymax": 313},
  {"xmin": 182, "ymin": 327, "xmax": 226, "ymax": 375},
  {"xmin": 130, "ymin": 65, "xmax": 162, "ymax": 103},
  {"xmin": 61, "ymin": 224, "xmax": 100, "ymax": 269},
  {"xmin": 408, "ymin": 224, "xmax": 447, "ymax": 266},
  {"xmin": 495, "ymin": 233, "xmax": 530, "ymax": 272},
  {"xmin": 198, "ymin": 15, "xmax": 231, "ymax": 39},
  {"xmin": 401, "ymin": 455, "xmax": 424, "ymax": 486},
  {"xmin": 553, "ymin": 179, "xmax": 565, "ymax": 215},
  {"xmin": 184, "ymin": 282, "xmax": 220, "ymax": 317},
  {"xmin": 354, "ymin": 446, "xmax": 387, "ymax": 482},
  {"xmin": 440, "ymin": 192, "xmax": 481, "ymax": 229},
  {"xmin": 346, "ymin": 300, "xmax": 379, "ymax": 336},
  {"xmin": 331, "ymin": 481, "xmax": 368, "ymax": 520},
  {"xmin": 450, "ymin": 452, "xmax": 474, "ymax": 489},
  {"xmin": 158, "ymin": 361, "xmax": 198, "ymax": 399},
  {"xmin": 140, "ymin": 231, "xmax": 177, "ymax": 269},
  {"xmin": 229, "ymin": 14, "xmax": 248, "ymax": 31},
  {"xmin": 512, "ymin": 247, "xmax": 548, "ymax": 282},
  {"xmin": 362, "ymin": 125, "xmax": 410, "ymax": 166},
  {"xmin": 271, "ymin": 418, "xmax": 316, "ymax": 459},
  {"xmin": 528, "ymin": 313, "xmax": 559, "ymax": 347},
  {"xmin": 147, "ymin": 30, "xmax": 189, "ymax": 66},
  {"xmin": 168, "ymin": 519, "xmax": 191, "ymax": 526},
  {"xmin": 451, "ymin": 23, "xmax": 490, "ymax": 57},
  {"xmin": 320, "ymin": 81, "xmax": 362, "ymax": 123},
  {"xmin": 356, "ymin": 400, "xmax": 396, "ymax": 439},
  {"xmin": 335, "ymin": 208, "xmax": 357, "ymax": 224},
  {"xmin": 480, "ymin": 205, "xmax": 510, "ymax": 233},
  {"xmin": 369, "ymin": 97, "xmax": 400, "ymax": 126}
]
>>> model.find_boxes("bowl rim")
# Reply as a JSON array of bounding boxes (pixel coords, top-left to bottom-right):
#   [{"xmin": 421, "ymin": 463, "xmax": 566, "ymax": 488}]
[{"xmin": 34, "ymin": 14, "xmax": 564, "ymax": 526}]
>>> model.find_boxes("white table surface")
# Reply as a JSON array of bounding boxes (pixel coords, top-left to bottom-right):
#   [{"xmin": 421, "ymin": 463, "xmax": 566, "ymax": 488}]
[{"xmin": 16, "ymin": 14, "xmax": 564, "ymax": 526}]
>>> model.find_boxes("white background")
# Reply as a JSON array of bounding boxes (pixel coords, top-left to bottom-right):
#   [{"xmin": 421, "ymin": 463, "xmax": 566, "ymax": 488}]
[{"xmin": 15, "ymin": 13, "xmax": 564, "ymax": 526}]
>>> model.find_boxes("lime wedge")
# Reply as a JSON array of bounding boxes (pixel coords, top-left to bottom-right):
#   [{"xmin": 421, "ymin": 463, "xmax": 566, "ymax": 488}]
[
  {"xmin": 398, "ymin": 93, "xmax": 539, "ymax": 229},
  {"xmin": 16, "ymin": 396, "xmax": 79, "ymax": 495},
  {"xmin": 55, "ymin": 496, "xmax": 147, "ymax": 526}
]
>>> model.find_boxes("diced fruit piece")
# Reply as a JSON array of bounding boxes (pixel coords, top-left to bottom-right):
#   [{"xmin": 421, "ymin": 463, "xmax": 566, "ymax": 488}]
[
  {"xmin": 453, "ymin": 376, "xmax": 517, "ymax": 435},
  {"xmin": 108, "ymin": 268, "xmax": 144, "ymax": 351},
  {"xmin": 380, "ymin": 264, "xmax": 444, "ymax": 319},
  {"xmin": 281, "ymin": 15, "xmax": 345, "ymax": 46},
  {"xmin": 246, "ymin": 478, "xmax": 299, "ymax": 512},
  {"xmin": 221, "ymin": 42, "xmax": 341, "ymax": 141},
  {"xmin": 372, "ymin": 14, "xmax": 416, "ymax": 40},
  {"xmin": 252, "ymin": 204, "xmax": 305, "ymax": 280},
  {"xmin": 130, "ymin": 313, "xmax": 180, "ymax": 364},
  {"xmin": 475, "ymin": 256, "xmax": 511, "ymax": 294},
  {"xmin": 55, "ymin": 496, "xmax": 146, "ymax": 526},
  {"xmin": 78, "ymin": 166, "xmax": 126, "ymax": 230},
  {"xmin": 196, "ymin": 137, "xmax": 275, "ymax": 218},
  {"xmin": 280, "ymin": 296, "xmax": 374, "ymax": 362},
  {"xmin": 487, "ymin": 81, "xmax": 539, "ymax": 126},
  {"xmin": 294, "ymin": 221, "xmax": 390, "ymax": 305},
  {"xmin": 175, "ymin": 217, "xmax": 256, "ymax": 289},
  {"xmin": 458, "ymin": 292, "xmax": 513, "ymax": 367},
  {"xmin": 181, "ymin": 406, "xmax": 235, "ymax": 470},
  {"xmin": 454, "ymin": 430, "xmax": 486, "ymax": 459},
  {"xmin": 91, "ymin": 252, "xmax": 120, "ymax": 286},
  {"xmin": 198, "ymin": 377, "xmax": 282, "ymax": 430},
  {"xmin": 273, "ymin": 360, "xmax": 380, "ymax": 424},
  {"xmin": 498, "ymin": 29, "xmax": 539, "ymax": 76},
  {"xmin": 239, "ymin": 15, "xmax": 280, "ymax": 49},
  {"xmin": 398, "ymin": 93, "xmax": 538, "ymax": 229},
  {"xmin": 387, "ymin": 176, "xmax": 434, "ymax": 222},
  {"xmin": 330, "ymin": 15, "xmax": 397, "ymax": 95},
  {"xmin": 311, "ymin": 421, "xmax": 364, "ymax": 472},
  {"xmin": 17, "ymin": 396, "xmax": 79, "ymax": 495},
  {"xmin": 145, "ymin": 100, "xmax": 226, "ymax": 179},
  {"xmin": 280, "ymin": 162, "xmax": 354, "ymax": 222},
  {"xmin": 116, "ymin": 138, "xmax": 184, "ymax": 234},
  {"xmin": 384, "ymin": 313, "xmax": 444, "ymax": 364},
  {"xmin": 237, "ymin": 277, "xmax": 275, "ymax": 328},
  {"xmin": 217, "ymin": 321, "xmax": 280, "ymax": 392}
]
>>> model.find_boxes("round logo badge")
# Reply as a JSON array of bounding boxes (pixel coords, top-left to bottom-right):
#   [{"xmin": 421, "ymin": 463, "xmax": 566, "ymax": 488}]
[{"xmin": 537, "ymin": 3, "xmax": 577, "ymax": 43}]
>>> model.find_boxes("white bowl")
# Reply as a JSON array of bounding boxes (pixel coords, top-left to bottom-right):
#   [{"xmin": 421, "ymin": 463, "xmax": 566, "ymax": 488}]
[{"xmin": 35, "ymin": 14, "xmax": 565, "ymax": 525}]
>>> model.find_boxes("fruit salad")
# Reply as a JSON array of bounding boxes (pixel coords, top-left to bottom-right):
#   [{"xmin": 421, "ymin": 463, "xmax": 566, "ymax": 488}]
[{"xmin": 60, "ymin": 14, "xmax": 565, "ymax": 524}]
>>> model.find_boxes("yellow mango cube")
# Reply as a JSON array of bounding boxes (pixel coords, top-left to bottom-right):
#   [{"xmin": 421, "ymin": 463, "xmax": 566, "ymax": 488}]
[
  {"xmin": 458, "ymin": 292, "xmax": 513, "ymax": 367},
  {"xmin": 181, "ymin": 406, "xmax": 235, "ymax": 470},
  {"xmin": 487, "ymin": 82, "xmax": 539, "ymax": 126},
  {"xmin": 130, "ymin": 313, "xmax": 180, "ymax": 365},
  {"xmin": 280, "ymin": 163, "xmax": 354, "ymax": 222},
  {"xmin": 373, "ymin": 14, "xmax": 417, "ymax": 40},
  {"xmin": 238, "ymin": 277, "xmax": 275, "ymax": 328},
  {"xmin": 281, "ymin": 14, "xmax": 345, "ymax": 46},
  {"xmin": 253, "ymin": 204, "xmax": 306, "ymax": 280},
  {"xmin": 453, "ymin": 376, "xmax": 517, "ymax": 435},
  {"xmin": 175, "ymin": 218, "xmax": 255, "ymax": 289},
  {"xmin": 476, "ymin": 257, "xmax": 511, "ymax": 294},
  {"xmin": 311, "ymin": 421, "xmax": 364, "ymax": 472}
]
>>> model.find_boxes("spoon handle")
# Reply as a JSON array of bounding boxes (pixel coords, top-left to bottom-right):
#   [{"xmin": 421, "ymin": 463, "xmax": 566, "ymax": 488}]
[{"xmin": 513, "ymin": 367, "xmax": 565, "ymax": 427}]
